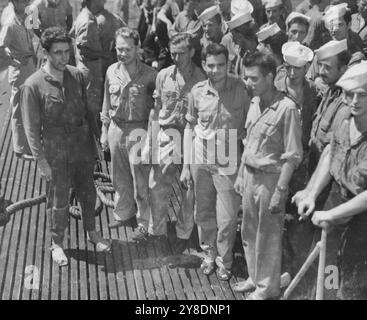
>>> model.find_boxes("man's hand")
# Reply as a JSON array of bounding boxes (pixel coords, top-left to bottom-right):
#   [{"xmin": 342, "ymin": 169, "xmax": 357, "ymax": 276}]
[
  {"xmin": 38, "ymin": 158, "xmax": 52, "ymax": 181},
  {"xmin": 268, "ymin": 188, "xmax": 287, "ymax": 214},
  {"xmin": 100, "ymin": 131, "xmax": 109, "ymax": 152},
  {"xmin": 180, "ymin": 166, "xmax": 192, "ymax": 189},
  {"xmin": 311, "ymin": 210, "xmax": 333, "ymax": 228},
  {"xmin": 297, "ymin": 195, "xmax": 316, "ymax": 220},
  {"xmin": 291, "ymin": 189, "xmax": 309, "ymax": 206},
  {"xmin": 234, "ymin": 175, "xmax": 244, "ymax": 194}
]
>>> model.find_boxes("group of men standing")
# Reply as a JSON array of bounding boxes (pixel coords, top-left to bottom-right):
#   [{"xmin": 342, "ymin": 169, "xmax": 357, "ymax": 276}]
[{"xmin": 2, "ymin": 0, "xmax": 367, "ymax": 300}]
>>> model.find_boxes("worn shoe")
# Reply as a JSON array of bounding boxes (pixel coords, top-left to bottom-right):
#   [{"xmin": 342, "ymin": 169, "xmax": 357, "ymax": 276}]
[
  {"xmin": 217, "ymin": 266, "xmax": 232, "ymax": 281},
  {"xmin": 200, "ymin": 260, "xmax": 216, "ymax": 276},
  {"xmin": 87, "ymin": 231, "xmax": 112, "ymax": 253},
  {"xmin": 132, "ymin": 226, "xmax": 150, "ymax": 242},
  {"xmin": 232, "ymin": 278, "xmax": 256, "ymax": 293},
  {"xmin": 50, "ymin": 244, "xmax": 68, "ymax": 267},
  {"xmin": 108, "ymin": 216, "xmax": 138, "ymax": 229}
]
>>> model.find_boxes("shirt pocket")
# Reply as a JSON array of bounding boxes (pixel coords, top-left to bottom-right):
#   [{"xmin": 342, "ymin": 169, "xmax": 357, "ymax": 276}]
[
  {"xmin": 45, "ymin": 94, "xmax": 65, "ymax": 120},
  {"xmin": 109, "ymin": 83, "xmax": 121, "ymax": 108},
  {"xmin": 128, "ymin": 84, "xmax": 147, "ymax": 120}
]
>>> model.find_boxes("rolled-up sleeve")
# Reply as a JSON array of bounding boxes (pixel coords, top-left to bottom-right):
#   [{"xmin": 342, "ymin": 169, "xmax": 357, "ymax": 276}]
[
  {"xmin": 20, "ymin": 85, "xmax": 45, "ymax": 160},
  {"xmin": 280, "ymin": 106, "xmax": 303, "ymax": 168}
]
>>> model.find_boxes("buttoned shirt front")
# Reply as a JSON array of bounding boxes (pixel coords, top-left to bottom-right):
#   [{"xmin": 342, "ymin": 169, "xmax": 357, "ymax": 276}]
[
  {"xmin": 330, "ymin": 112, "xmax": 367, "ymax": 197},
  {"xmin": 242, "ymin": 92, "xmax": 303, "ymax": 173},
  {"xmin": 32, "ymin": 0, "xmax": 72, "ymax": 30},
  {"xmin": 21, "ymin": 66, "xmax": 96, "ymax": 163},
  {"xmin": 309, "ymin": 86, "xmax": 348, "ymax": 155},
  {"xmin": 101, "ymin": 59, "xmax": 157, "ymax": 127},
  {"xmin": 155, "ymin": 64, "xmax": 206, "ymax": 129},
  {"xmin": 186, "ymin": 76, "xmax": 250, "ymax": 171}
]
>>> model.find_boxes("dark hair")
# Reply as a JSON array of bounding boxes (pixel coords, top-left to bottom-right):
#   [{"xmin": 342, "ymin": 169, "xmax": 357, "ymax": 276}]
[
  {"xmin": 336, "ymin": 50, "xmax": 352, "ymax": 68},
  {"xmin": 208, "ymin": 13, "xmax": 222, "ymax": 26},
  {"xmin": 202, "ymin": 43, "xmax": 229, "ymax": 62},
  {"xmin": 169, "ymin": 32, "xmax": 195, "ymax": 49},
  {"xmin": 115, "ymin": 27, "xmax": 140, "ymax": 46},
  {"xmin": 41, "ymin": 27, "xmax": 72, "ymax": 52},
  {"xmin": 262, "ymin": 30, "xmax": 288, "ymax": 61},
  {"xmin": 81, "ymin": 0, "xmax": 91, "ymax": 9},
  {"xmin": 287, "ymin": 16, "xmax": 310, "ymax": 32},
  {"xmin": 243, "ymin": 51, "xmax": 277, "ymax": 78}
]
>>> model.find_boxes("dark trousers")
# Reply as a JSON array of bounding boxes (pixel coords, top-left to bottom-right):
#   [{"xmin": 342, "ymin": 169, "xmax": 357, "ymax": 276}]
[{"xmin": 47, "ymin": 160, "xmax": 96, "ymax": 246}]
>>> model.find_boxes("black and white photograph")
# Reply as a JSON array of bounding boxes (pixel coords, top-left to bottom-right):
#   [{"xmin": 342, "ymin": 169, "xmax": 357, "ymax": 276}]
[{"xmin": 0, "ymin": 0, "xmax": 366, "ymax": 306}]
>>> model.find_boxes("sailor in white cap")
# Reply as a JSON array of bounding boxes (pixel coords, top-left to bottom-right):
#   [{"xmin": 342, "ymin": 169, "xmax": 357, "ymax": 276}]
[
  {"xmin": 221, "ymin": 2, "xmax": 258, "ymax": 77},
  {"xmin": 286, "ymin": 12, "xmax": 311, "ymax": 43},
  {"xmin": 293, "ymin": 39, "xmax": 351, "ymax": 213},
  {"xmin": 198, "ymin": 5, "xmax": 225, "ymax": 48},
  {"xmin": 295, "ymin": 61, "xmax": 367, "ymax": 300},
  {"xmin": 261, "ymin": 0, "xmax": 286, "ymax": 30},
  {"xmin": 323, "ymin": 2, "xmax": 365, "ymax": 55},
  {"xmin": 256, "ymin": 23, "xmax": 288, "ymax": 66}
]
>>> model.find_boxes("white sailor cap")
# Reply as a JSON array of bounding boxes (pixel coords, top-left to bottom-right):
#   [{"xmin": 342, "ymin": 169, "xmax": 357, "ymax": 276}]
[
  {"xmin": 227, "ymin": 2, "xmax": 254, "ymax": 30},
  {"xmin": 336, "ymin": 61, "xmax": 367, "ymax": 91},
  {"xmin": 323, "ymin": 3, "xmax": 350, "ymax": 26},
  {"xmin": 315, "ymin": 39, "xmax": 348, "ymax": 60},
  {"xmin": 256, "ymin": 23, "xmax": 281, "ymax": 42},
  {"xmin": 282, "ymin": 41, "xmax": 314, "ymax": 67},
  {"xmin": 231, "ymin": 0, "xmax": 254, "ymax": 17},
  {"xmin": 285, "ymin": 12, "xmax": 311, "ymax": 28},
  {"xmin": 198, "ymin": 5, "xmax": 220, "ymax": 23},
  {"xmin": 263, "ymin": 0, "xmax": 283, "ymax": 9}
]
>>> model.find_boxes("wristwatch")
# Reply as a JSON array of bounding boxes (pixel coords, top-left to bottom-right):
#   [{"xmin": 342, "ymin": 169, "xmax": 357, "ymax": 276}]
[{"xmin": 276, "ymin": 185, "xmax": 288, "ymax": 192}]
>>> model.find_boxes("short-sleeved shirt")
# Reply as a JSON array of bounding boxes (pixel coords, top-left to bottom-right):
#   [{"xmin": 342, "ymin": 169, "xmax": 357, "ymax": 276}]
[
  {"xmin": 330, "ymin": 112, "xmax": 367, "ymax": 197},
  {"xmin": 221, "ymin": 33, "xmax": 245, "ymax": 78},
  {"xmin": 0, "ymin": 5, "xmax": 36, "ymax": 85},
  {"xmin": 274, "ymin": 70, "xmax": 319, "ymax": 151},
  {"xmin": 155, "ymin": 64, "xmax": 206, "ymax": 129},
  {"xmin": 71, "ymin": 7, "xmax": 102, "ymax": 64},
  {"xmin": 101, "ymin": 59, "xmax": 157, "ymax": 127},
  {"xmin": 173, "ymin": 10, "xmax": 203, "ymax": 48},
  {"xmin": 21, "ymin": 65, "xmax": 96, "ymax": 164},
  {"xmin": 31, "ymin": 0, "xmax": 72, "ymax": 30},
  {"xmin": 242, "ymin": 92, "xmax": 303, "ymax": 173},
  {"xmin": 186, "ymin": 76, "xmax": 250, "ymax": 171},
  {"xmin": 309, "ymin": 86, "xmax": 348, "ymax": 156}
]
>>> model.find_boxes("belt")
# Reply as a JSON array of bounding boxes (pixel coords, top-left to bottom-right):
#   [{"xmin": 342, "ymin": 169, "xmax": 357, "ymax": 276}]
[
  {"xmin": 112, "ymin": 119, "xmax": 148, "ymax": 128},
  {"xmin": 43, "ymin": 123, "xmax": 89, "ymax": 135}
]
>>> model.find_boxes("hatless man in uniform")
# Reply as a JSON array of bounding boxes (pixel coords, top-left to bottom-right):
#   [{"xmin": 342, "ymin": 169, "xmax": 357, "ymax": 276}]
[
  {"xmin": 232, "ymin": 51, "xmax": 303, "ymax": 300},
  {"xmin": 296, "ymin": 61, "xmax": 367, "ymax": 299},
  {"xmin": 261, "ymin": 0, "xmax": 286, "ymax": 31},
  {"xmin": 182, "ymin": 43, "xmax": 250, "ymax": 280},
  {"xmin": 147, "ymin": 32, "xmax": 206, "ymax": 253},
  {"xmin": 71, "ymin": 0, "xmax": 105, "ymax": 120},
  {"xmin": 0, "ymin": 0, "xmax": 36, "ymax": 160},
  {"xmin": 21, "ymin": 27, "xmax": 110, "ymax": 266},
  {"xmin": 100, "ymin": 27, "xmax": 157, "ymax": 241}
]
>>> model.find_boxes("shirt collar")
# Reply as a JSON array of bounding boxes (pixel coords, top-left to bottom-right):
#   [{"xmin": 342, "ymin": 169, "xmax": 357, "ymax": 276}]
[
  {"xmin": 41, "ymin": 66, "xmax": 70, "ymax": 84},
  {"xmin": 206, "ymin": 76, "xmax": 234, "ymax": 96}
]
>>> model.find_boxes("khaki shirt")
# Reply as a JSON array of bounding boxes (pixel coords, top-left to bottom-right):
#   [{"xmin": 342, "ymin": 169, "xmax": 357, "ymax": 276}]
[
  {"xmin": 186, "ymin": 76, "xmax": 250, "ymax": 171},
  {"xmin": 242, "ymin": 92, "xmax": 303, "ymax": 173},
  {"xmin": 0, "ymin": 4, "xmax": 36, "ymax": 86},
  {"xmin": 71, "ymin": 7, "xmax": 102, "ymax": 64},
  {"xmin": 155, "ymin": 64, "xmax": 206, "ymax": 129},
  {"xmin": 330, "ymin": 112, "xmax": 367, "ymax": 198},
  {"xmin": 31, "ymin": 0, "xmax": 72, "ymax": 30},
  {"xmin": 101, "ymin": 60, "xmax": 157, "ymax": 127}
]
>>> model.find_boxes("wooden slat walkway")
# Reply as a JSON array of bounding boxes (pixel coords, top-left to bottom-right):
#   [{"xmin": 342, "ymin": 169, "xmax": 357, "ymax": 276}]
[{"xmin": 0, "ymin": 98, "xmax": 247, "ymax": 300}]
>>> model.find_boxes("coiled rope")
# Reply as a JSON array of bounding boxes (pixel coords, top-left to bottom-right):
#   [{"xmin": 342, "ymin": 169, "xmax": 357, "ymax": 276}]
[{"xmin": 0, "ymin": 172, "xmax": 115, "ymax": 224}]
